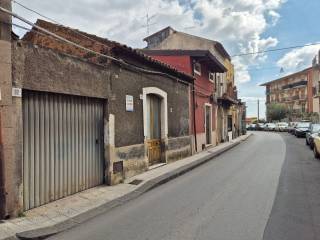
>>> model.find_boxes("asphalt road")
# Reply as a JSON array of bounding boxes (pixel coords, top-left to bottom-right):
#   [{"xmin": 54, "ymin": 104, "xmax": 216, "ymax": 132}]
[
  {"xmin": 263, "ymin": 133, "xmax": 320, "ymax": 240},
  {"xmin": 49, "ymin": 132, "xmax": 320, "ymax": 240}
]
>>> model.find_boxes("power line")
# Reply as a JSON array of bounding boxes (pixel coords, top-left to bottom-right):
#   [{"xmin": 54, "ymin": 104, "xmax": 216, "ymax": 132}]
[
  {"xmin": 12, "ymin": 0, "xmax": 116, "ymax": 51},
  {"xmin": 13, "ymin": 0, "xmax": 320, "ymax": 61},
  {"xmin": 12, "ymin": 0, "xmax": 57, "ymax": 24},
  {"xmin": 0, "ymin": 6, "xmax": 193, "ymax": 84},
  {"xmin": 232, "ymin": 42, "xmax": 320, "ymax": 57}
]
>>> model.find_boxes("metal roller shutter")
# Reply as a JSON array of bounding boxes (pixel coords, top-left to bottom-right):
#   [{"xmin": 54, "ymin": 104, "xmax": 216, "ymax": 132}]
[{"xmin": 23, "ymin": 91, "xmax": 104, "ymax": 210}]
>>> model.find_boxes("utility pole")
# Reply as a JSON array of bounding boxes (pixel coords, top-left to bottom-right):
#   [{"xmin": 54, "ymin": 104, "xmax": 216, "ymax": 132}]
[{"xmin": 257, "ymin": 99, "xmax": 260, "ymax": 122}]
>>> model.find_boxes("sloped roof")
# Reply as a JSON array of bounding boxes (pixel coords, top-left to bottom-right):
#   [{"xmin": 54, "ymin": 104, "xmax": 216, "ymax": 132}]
[{"xmin": 22, "ymin": 19, "xmax": 194, "ymax": 83}]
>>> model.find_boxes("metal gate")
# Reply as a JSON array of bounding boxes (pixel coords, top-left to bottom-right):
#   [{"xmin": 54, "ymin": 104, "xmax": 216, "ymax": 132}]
[{"xmin": 23, "ymin": 91, "xmax": 104, "ymax": 210}]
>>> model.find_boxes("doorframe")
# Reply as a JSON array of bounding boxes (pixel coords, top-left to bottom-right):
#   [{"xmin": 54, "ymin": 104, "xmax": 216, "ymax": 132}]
[
  {"xmin": 142, "ymin": 87, "xmax": 168, "ymax": 140},
  {"xmin": 204, "ymin": 103, "xmax": 213, "ymax": 146}
]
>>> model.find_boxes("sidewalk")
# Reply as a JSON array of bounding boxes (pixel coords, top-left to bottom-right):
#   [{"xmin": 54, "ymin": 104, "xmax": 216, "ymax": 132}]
[{"xmin": 0, "ymin": 134, "xmax": 251, "ymax": 240}]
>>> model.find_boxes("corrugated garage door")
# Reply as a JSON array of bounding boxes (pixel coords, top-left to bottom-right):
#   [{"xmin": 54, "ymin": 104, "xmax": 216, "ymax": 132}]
[{"xmin": 23, "ymin": 91, "xmax": 104, "ymax": 210}]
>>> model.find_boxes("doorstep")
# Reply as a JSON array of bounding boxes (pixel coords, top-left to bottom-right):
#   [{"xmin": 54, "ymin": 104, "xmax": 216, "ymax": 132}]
[
  {"xmin": 148, "ymin": 162, "xmax": 167, "ymax": 171},
  {"xmin": 0, "ymin": 133, "xmax": 252, "ymax": 240}
]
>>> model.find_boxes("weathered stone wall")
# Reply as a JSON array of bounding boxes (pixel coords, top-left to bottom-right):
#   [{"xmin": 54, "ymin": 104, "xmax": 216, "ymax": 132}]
[
  {"xmin": 167, "ymin": 136, "xmax": 192, "ymax": 163},
  {"xmin": 6, "ymin": 39, "xmax": 193, "ymax": 213},
  {"xmin": 13, "ymin": 43, "xmax": 110, "ymax": 98},
  {"xmin": 109, "ymin": 65, "xmax": 190, "ymax": 148}
]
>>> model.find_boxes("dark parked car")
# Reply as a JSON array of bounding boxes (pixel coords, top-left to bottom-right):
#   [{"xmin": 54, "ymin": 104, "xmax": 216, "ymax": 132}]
[
  {"xmin": 288, "ymin": 122, "xmax": 298, "ymax": 134},
  {"xmin": 306, "ymin": 124, "xmax": 320, "ymax": 149},
  {"xmin": 295, "ymin": 122, "xmax": 311, "ymax": 137}
]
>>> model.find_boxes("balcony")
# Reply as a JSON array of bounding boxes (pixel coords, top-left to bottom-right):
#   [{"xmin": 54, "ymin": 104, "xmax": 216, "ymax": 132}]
[
  {"xmin": 282, "ymin": 80, "xmax": 308, "ymax": 90},
  {"xmin": 292, "ymin": 95, "xmax": 299, "ymax": 100}
]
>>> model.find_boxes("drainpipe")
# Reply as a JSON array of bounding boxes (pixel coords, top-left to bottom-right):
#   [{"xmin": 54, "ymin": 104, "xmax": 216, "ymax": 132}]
[
  {"xmin": 191, "ymin": 59, "xmax": 197, "ymax": 152},
  {"xmin": 193, "ymin": 84, "xmax": 197, "ymax": 152}
]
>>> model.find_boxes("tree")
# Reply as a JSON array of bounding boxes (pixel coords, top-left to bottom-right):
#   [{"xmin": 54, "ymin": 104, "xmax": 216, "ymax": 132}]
[{"xmin": 267, "ymin": 103, "xmax": 288, "ymax": 121}]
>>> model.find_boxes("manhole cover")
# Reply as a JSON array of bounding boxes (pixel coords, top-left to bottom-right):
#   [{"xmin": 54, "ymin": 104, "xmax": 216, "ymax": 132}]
[{"xmin": 129, "ymin": 179, "xmax": 143, "ymax": 185}]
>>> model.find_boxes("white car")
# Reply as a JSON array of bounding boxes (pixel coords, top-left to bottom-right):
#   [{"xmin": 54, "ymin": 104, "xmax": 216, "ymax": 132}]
[
  {"xmin": 265, "ymin": 123, "xmax": 276, "ymax": 131},
  {"xmin": 275, "ymin": 122, "xmax": 289, "ymax": 132}
]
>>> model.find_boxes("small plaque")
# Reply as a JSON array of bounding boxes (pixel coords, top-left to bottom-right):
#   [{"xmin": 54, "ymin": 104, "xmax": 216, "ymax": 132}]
[
  {"xmin": 126, "ymin": 95, "xmax": 134, "ymax": 112},
  {"xmin": 12, "ymin": 88, "xmax": 22, "ymax": 97}
]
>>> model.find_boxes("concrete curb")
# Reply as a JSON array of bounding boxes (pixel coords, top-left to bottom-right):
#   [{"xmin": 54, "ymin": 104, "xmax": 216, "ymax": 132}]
[{"xmin": 14, "ymin": 134, "xmax": 252, "ymax": 240}]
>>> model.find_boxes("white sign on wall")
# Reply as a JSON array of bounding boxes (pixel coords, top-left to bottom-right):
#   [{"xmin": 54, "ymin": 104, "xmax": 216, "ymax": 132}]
[
  {"xmin": 12, "ymin": 87, "xmax": 22, "ymax": 97},
  {"xmin": 126, "ymin": 95, "xmax": 134, "ymax": 112}
]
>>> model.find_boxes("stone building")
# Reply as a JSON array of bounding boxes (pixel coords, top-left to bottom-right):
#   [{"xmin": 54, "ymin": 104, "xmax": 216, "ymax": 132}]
[
  {"xmin": 0, "ymin": 14, "xmax": 194, "ymax": 217},
  {"xmin": 261, "ymin": 67, "xmax": 312, "ymax": 121}
]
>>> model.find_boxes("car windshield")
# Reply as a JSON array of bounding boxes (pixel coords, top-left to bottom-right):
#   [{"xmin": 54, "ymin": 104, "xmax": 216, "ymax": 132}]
[
  {"xmin": 312, "ymin": 124, "xmax": 320, "ymax": 133},
  {"xmin": 297, "ymin": 122, "xmax": 310, "ymax": 128}
]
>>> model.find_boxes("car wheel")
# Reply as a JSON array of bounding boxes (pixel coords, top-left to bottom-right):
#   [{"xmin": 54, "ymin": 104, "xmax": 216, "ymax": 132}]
[{"xmin": 314, "ymin": 147, "xmax": 320, "ymax": 159}]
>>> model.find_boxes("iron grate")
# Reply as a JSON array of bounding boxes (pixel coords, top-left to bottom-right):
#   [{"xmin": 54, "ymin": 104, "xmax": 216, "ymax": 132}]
[{"xmin": 129, "ymin": 179, "xmax": 143, "ymax": 185}]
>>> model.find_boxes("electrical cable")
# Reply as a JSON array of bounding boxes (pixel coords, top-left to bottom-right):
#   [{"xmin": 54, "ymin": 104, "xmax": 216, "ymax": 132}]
[
  {"xmin": 232, "ymin": 42, "xmax": 320, "ymax": 57},
  {"xmin": 0, "ymin": 6, "xmax": 193, "ymax": 85}
]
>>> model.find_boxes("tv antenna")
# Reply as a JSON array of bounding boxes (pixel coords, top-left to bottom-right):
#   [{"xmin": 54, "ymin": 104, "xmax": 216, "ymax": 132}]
[{"xmin": 142, "ymin": 13, "xmax": 157, "ymax": 35}]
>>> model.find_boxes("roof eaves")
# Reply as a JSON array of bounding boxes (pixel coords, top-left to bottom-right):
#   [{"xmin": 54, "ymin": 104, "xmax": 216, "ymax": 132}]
[
  {"xmin": 260, "ymin": 66, "xmax": 312, "ymax": 86},
  {"xmin": 143, "ymin": 26, "xmax": 175, "ymax": 41},
  {"xmin": 24, "ymin": 20, "xmax": 194, "ymax": 82}
]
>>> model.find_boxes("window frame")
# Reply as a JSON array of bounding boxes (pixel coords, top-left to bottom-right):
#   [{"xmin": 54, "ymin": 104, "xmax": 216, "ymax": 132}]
[
  {"xmin": 209, "ymin": 72, "xmax": 215, "ymax": 83},
  {"xmin": 194, "ymin": 62, "xmax": 201, "ymax": 76}
]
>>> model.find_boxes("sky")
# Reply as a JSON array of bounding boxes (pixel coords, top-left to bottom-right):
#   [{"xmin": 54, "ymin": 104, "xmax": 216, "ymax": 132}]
[{"xmin": 10, "ymin": 0, "xmax": 320, "ymax": 118}]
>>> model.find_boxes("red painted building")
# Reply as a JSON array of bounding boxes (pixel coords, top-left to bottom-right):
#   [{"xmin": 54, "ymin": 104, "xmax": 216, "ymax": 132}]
[{"xmin": 143, "ymin": 50, "xmax": 227, "ymax": 151}]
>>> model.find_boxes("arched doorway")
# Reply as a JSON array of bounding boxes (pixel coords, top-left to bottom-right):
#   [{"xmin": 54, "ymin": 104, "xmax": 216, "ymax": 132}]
[
  {"xmin": 147, "ymin": 94, "xmax": 162, "ymax": 165},
  {"xmin": 142, "ymin": 87, "xmax": 168, "ymax": 166}
]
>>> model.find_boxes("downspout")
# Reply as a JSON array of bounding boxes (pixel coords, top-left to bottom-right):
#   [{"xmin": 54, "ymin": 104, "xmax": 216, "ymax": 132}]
[
  {"xmin": 193, "ymin": 83, "xmax": 197, "ymax": 152},
  {"xmin": 0, "ymin": 112, "xmax": 6, "ymax": 219},
  {"xmin": 191, "ymin": 59, "xmax": 197, "ymax": 152}
]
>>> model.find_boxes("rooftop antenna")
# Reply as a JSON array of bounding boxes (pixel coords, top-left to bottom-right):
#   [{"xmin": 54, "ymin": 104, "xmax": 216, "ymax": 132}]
[
  {"xmin": 280, "ymin": 67, "xmax": 284, "ymax": 74},
  {"xmin": 141, "ymin": 0, "xmax": 157, "ymax": 35}
]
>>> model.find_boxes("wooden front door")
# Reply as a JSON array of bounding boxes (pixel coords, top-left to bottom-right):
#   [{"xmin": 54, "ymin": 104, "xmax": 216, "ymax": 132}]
[{"xmin": 147, "ymin": 94, "xmax": 162, "ymax": 165}]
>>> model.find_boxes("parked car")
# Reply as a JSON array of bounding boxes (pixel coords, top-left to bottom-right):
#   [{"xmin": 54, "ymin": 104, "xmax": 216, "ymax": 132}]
[
  {"xmin": 255, "ymin": 123, "xmax": 266, "ymax": 131},
  {"xmin": 306, "ymin": 124, "xmax": 320, "ymax": 149},
  {"xmin": 294, "ymin": 122, "xmax": 311, "ymax": 138},
  {"xmin": 248, "ymin": 123, "xmax": 256, "ymax": 130},
  {"xmin": 260, "ymin": 123, "xmax": 267, "ymax": 131},
  {"xmin": 275, "ymin": 122, "xmax": 289, "ymax": 132},
  {"xmin": 313, "ymin": 133, "xmax": 320, "ymax": 158},
  {"xmin": 288, "ymin": 122, "xmax": 298, "ymax": 134},
  {"xmin": 265, "ymin": 123, "xmax": 276, "ymax": 131}
]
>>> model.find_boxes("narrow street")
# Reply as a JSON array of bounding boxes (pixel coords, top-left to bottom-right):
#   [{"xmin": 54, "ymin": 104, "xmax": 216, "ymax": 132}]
[{"xmin": 47, "ymin": 131, "xmax": 320, "ymax": 240}]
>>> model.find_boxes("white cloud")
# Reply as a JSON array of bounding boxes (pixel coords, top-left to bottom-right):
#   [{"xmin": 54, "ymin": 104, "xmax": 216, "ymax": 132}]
[
  {"xmin": 277, "ymin": 45, "xmax": 320, "ymax": 72},
  {"xmin": 268, "ymin": 10, "xmax": 280, "ymax": 26},
  {"xmin": 12, "ymin": 0, "xmax": 285, "ymax": 84},
  {"xmin": 233, "ymin": 57, "xmax": 251, "ymax": 83}
]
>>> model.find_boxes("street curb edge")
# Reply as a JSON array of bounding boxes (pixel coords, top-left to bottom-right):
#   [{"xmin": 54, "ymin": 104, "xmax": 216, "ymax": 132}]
[{"xmin": 14, "ymin": 134, "xmax": 252, "ymax": 240}]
